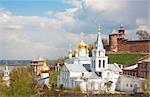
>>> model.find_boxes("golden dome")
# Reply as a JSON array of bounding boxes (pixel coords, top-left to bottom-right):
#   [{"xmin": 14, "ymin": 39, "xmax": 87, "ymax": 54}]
[
  {"xmin": 78, "ymin": 32, "xmax": 87, "ymax": 49},
  {"xmin": 78, "ymin": 41, "xmax": 87, "ymax": 49}
]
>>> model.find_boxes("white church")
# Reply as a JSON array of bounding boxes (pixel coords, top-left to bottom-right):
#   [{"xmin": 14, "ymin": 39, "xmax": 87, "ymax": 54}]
[{"xmin": 57, "ymin": 25, "xmax": 122, "ymax": 93}]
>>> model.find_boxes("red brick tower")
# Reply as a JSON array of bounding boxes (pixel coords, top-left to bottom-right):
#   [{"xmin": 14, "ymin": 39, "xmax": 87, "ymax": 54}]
[{"xmin": 109, "ymin": 25, "xmax": 126, "ymax": 52}]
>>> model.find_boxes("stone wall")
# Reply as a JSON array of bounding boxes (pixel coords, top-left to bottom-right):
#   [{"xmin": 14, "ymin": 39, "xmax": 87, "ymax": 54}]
[{"xmin": 117, "ymin": 40, "xmax": 150, "ymax": 52}]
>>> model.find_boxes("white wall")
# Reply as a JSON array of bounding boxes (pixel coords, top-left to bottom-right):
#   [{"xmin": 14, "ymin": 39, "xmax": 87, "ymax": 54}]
[{"xmin": 118, "ymin": 75, "xmax": 144, "ymax": 92}]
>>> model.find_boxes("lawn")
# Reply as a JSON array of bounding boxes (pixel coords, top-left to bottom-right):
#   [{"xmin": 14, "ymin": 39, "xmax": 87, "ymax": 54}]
[{"xmin": 106, "ymin": 52, "xmax": 145, "ymax": 66}]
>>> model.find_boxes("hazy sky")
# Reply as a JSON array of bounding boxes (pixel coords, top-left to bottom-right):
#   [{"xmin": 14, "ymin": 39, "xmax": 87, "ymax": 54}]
[{"xmin": 0, "ymin": 0, "xmax": 149, "ymax": 60}]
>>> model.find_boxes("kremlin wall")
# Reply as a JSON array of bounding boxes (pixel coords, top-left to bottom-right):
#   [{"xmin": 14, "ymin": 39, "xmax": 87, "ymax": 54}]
[{"xmin": 108, "ymin": 25, "xmax": 150, "ymax": 53}]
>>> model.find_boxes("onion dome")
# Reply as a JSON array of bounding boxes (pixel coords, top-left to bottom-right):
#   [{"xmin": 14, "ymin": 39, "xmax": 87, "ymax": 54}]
[
  {"xmin": 78, "ymin": 40, "xmax": 87, "ymax": 49},
  {"xmin": 78, "ymin": 32, "xmax": 87, "ymax": 49}
]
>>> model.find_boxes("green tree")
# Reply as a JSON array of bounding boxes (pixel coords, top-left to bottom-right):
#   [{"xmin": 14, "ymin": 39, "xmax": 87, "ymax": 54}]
[
  {"xmin": 9, "ymin": 67, "xmax": 38, "ymax": 97},
  {"xmin": 142, "ymin": 77, "xmax": 150, "ymax": 94}
]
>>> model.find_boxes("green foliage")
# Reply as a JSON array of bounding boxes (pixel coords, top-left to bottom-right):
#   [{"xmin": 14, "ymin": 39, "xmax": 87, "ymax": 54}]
[
  {"xmin": 50, "ymin": 71, "xmax": 60, "ymax": 85},
  {"xmin": 106, "ymin": 52, "xmax": 144, "ymax": 65},
  {"xmin": 142, "ymin": 78, "xmax": 150, "ymax": 94},
  {"xmin": 0, "ymin": 67, "xmax": 38, "ymax": 97},
  {"xmin": 9, "ymin": 67, "xmax": 38, "ymax": 96}
]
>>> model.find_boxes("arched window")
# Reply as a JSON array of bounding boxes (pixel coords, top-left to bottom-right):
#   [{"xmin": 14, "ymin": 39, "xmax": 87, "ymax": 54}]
[
  {"xmin": 103, "ymin": 60, "xmax": 105, "ymax": 68},
  {"xmin": 99, "ymin": 60, "xmax": 101, "ymax": 67}
]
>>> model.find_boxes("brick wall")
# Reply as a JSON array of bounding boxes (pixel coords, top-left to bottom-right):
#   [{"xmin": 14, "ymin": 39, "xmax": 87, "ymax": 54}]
[
  {"xmin": 117, "ymin": 40, "xmax": 150, "ymax": 52},
  {"xmin": 137, "ymin": 61, "xmax": 150, "ymax": 78}
]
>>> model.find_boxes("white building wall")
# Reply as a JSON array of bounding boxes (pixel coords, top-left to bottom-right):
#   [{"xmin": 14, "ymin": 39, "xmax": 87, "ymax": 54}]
[{"xmin": 117, "ymin": 76, "xmax": 144, "ymax": 92}]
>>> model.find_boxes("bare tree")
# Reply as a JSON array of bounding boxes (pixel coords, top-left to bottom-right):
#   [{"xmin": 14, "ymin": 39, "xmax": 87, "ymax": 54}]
[
  {"xmin": 136, "ymin": 30, "xmax": 150, "ymax": 40},
  {"xmin": 104, "ymin": 81, "xmax": 113, "ymax": 93}
]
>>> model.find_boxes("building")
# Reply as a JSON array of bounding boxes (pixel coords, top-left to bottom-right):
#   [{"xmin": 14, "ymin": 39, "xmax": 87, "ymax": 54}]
[
  {"xmin": 122, "ymin": 55, "xmax": 150, "ymax": 79},
  {"xmin": 119, "ymin": 55, "xmax": 150, "ymax": 93},
  {"xmin": 2, "ymin": 65, "xmax": 10, "ymax": 86},
  {"xmin": 137, "ymin": 55, "xmax": 150, "ymax": 78},
  {"xmin": 57, "ymin": 25, "xmax": 122, "ymax": 93},
  {"xmin": 123, "ymin": 64, "xmax": 138, "ymax": 77},
  {"xmin": 31, "ymin": 57, "xmax": 50, "ymax": 85},
  {"xmin": 109, "ymin": 25, "xmax": 150, "ymax": 52},
  {"xmin": 116, "ymin": 75, "xmax": 145, "ymax": 93}
]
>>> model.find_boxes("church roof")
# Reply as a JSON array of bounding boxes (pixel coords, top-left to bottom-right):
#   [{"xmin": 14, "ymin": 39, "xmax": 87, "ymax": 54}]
[
  {"xmin": 65, "ymin": 63, "xmax": 88, "ymax": 72},
  {"xmin": 108, "ymin": 63, "xmax": 122, "ymax": 72},
  {"xmin": 111, "ymin": 28, "xmax": 117, "ymax": 34},
  {"xmin": 86, "ymin": 72, "xmax": 100, "ymax": 79}
]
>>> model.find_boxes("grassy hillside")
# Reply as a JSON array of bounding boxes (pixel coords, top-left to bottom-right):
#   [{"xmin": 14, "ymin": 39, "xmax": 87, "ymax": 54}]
[{"xmin": 106, "ymin": 52, "xmax": 145, "ymax": 66}]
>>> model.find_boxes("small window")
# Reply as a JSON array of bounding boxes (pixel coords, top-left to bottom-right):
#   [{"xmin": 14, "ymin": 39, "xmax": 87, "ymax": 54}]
[
  {"xmin": 130, "ymin": 84, "xmax": 132, "ymax": 87},
  {"xmin": 103, "ymin": 60, "xmax": 105, "ymax": 68},
  {"xmin": 99, "ymin": 60, "xmax": 101, "ymax": 67},
  {"xmin": 126, "ymin": 84, "xmax": 128, "ymax": 87}
]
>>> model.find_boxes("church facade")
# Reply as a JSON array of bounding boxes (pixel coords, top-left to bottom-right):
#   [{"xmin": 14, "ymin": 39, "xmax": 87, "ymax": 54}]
[{"xmin": 57, "ymin": 25, "xmax": 122, "ymax": 93}]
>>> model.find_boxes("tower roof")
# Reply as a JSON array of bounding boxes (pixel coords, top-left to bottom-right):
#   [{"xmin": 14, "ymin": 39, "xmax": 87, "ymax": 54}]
[
  {"xmin": 98, "ymin": 24, "xmax": 100, "ymax": 32},
  {"xmin": 120, "ymin": 24, "xmax": 125, "ymax": 30},
  {"xmin": 95, "ymin": 24, "xmax": 104, "ymax": 50},
  {"xmin": 111, "ymin": 28, "xmax": 117, "ymax": 34}
]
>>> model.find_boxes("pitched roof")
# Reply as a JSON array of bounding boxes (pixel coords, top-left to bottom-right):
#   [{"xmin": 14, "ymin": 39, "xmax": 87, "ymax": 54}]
[
  {"xmin": 65, "ymin": 63, "xmax": 88, "ymax": 72},
  {"xmin": 108, "ymin": 63, "xmax": 122, "ymax": 72},
  {"xmin": 123, "ymin": 64, "xmax": 138, "ymax": 70}
]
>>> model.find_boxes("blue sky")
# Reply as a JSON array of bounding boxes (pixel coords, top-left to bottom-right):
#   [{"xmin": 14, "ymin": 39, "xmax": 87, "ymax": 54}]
[
  {"xmin": 0, "ymin": 0, "xmax": 72, "ymax": 16},
  {"xmin": 0, "ymin": 0, "xmax": 149, "ymax": 60}
]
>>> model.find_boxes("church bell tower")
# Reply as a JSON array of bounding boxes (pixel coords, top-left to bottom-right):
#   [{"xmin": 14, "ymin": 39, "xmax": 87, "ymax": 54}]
[{"xmin": 92, "ymin": 24, "xmax": 108, "ymax": 73}]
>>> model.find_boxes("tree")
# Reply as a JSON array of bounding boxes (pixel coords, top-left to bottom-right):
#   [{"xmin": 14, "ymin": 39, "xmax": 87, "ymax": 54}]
[
  {"xmin": 142, "ymin": 77, "xmax": 150, "ymax": 94},
  {"xmin": 88, "ymin": 43, "xmax": 95, "ymax": 57},
  {"xmin": 136, "ymin": 30, "xmax": 150, "ymax": 40},
  {"xmin": 9, "ymin": 67, "xmax": 38, "ymax": 97},
  {"xmin": 104, "ymin": 81, "xmax": 113, "ymax": 93}
]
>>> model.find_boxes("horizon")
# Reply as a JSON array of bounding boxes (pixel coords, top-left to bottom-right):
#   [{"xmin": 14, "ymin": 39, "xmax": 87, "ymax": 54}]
[{"xmin": 0, "ymin": 0, "xmax": 149, "ymax": 60}]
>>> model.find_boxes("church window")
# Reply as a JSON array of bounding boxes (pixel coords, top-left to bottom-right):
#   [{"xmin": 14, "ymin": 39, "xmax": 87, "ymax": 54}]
[
  {"xmin": 103, "ymin": 60, "xmax": 105, "ymax": 68},
  {"xmin": 99, "ymin": 51, "xmax": 100, "ymax": 56},
  {"xmin": 126, "ymin": 84, "xmax": 128, "ymax": 87},
  {"xmin": 130, "ymin": 84, "xmax": 132, "ymax": 87},
  {"xmin": 93, "ymin": 60, "xmax": 95, "ymax": 68},
  {"xmin": 99, "ymin": 60, "xmax": 101, "ymax": 68}
]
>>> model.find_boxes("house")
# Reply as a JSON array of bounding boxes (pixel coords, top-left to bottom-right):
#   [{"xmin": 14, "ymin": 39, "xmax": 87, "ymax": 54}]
[
  {"xmin": 31, "ymin": 57, "xmax": 50, "ymax": 85},
  {"xmin": 137, "ymin": 55, "xmax": 150, "ymax": 78},
  {"xmin": 116, "ymin": 75, "xmax": 145, "ymax": 93}
]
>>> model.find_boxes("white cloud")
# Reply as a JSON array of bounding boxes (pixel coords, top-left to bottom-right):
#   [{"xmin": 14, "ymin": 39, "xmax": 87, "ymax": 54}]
[
  {"xmin": 136, "ymin": 18, "xmax": 148, "ymax": 26},
  {"xmin": 0, "ymin": 0, "xmax": 149, "ymax": 59},
  {"xmin": 83, "ymin": 0, "xmax": 126, "ymax": 12},
  {"xmin": 63, "ymin": 0, "xmax": 82, "ymax": 8}
]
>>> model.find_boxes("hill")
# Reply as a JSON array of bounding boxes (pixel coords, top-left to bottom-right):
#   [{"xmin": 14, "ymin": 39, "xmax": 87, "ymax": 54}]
[{"xmin": 106, "ymin": 52, "xmax": 145, "ymax": 66}]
